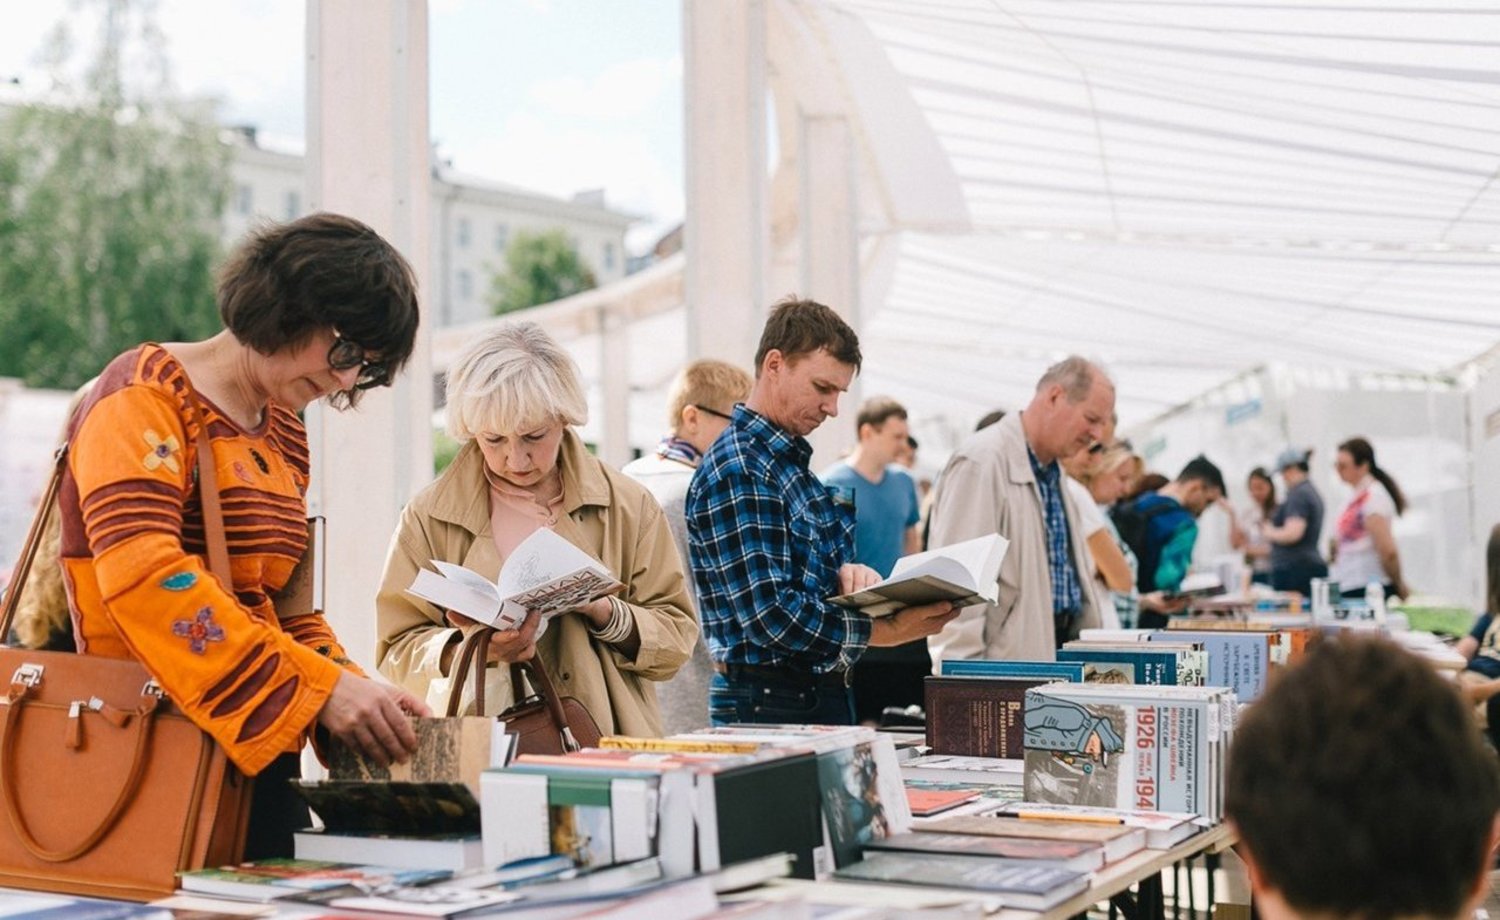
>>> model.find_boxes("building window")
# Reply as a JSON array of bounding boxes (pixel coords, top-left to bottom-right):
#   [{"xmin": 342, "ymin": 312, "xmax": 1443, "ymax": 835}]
[
  {"xmin": 495, "ymin": 223, "xmax": 509, "ymax": 253},
  {"xmin": 284, "ymin": 190, "xmax": 300, "ymax": 220},
  {"xmin": 603, "ymin": 242, "xmax": 616, "ymax": 272},
  {"xmin": 457, "ymin": 269, "xmax": 472, "ymax": 301},
  {"xmin": 457, "ymin": 218, "xmax": 471, "ymax": 249},
  {"xmin": 235, "ymin": 184, "xmax": 253, "ymax": 215}
]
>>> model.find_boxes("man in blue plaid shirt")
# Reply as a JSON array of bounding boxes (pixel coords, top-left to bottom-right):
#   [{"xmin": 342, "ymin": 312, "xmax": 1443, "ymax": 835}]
[{"xmin": 687, "ymin": 297, "xmax": 959, "ymax": 726}]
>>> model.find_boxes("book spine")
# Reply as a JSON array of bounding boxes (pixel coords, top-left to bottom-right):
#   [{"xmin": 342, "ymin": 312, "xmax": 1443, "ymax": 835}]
[{"xmin": 599, "ymin": 736, "xmax": 761, "ymax": 754}]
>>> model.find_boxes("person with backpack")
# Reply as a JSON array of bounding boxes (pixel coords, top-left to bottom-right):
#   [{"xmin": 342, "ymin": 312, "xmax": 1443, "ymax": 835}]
[{"xmin": 1110, "ymin": 455, "xmax": 1227, "ymax": 628}]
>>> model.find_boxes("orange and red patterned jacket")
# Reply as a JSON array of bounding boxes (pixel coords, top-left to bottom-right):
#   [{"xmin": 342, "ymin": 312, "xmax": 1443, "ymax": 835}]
[{"xmin": 58, "ymin": 345, "xmax": 361, "ymax": 776}]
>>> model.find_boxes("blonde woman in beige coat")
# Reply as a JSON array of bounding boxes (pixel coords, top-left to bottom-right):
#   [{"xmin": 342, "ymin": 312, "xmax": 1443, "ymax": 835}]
[{"xmin": 376, "ymin": 321, "xmax": 697, "ymax": 736}]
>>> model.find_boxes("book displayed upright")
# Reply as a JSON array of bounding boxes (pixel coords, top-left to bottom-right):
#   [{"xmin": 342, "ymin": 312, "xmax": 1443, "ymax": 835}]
[
  {"xmin": 924, "ymin": 675, "xmax": 1046, "ymax": 758},
  {"xmin": 829, "ymin": 533, "xmax": 1008, "ymax": 616},
  {"xmin": 405, "ymin": 527, "xmax": 622, "ymax": 629}
]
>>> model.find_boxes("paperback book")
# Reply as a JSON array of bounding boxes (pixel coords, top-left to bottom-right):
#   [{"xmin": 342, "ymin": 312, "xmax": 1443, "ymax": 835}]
[
  {"xmin": 833, "ymin": 851, "xmax": 1089, "ymax": 910},
  {"xmin": 829, "ymin": 534, "xmax": 1008, "ymax": 617}
]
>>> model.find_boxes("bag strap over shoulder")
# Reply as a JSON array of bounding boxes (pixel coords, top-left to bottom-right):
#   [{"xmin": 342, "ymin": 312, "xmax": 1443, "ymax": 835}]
[
  {"xmin": 1, "ymin": 389, "xmax": 234, "ymax": 644},
  {"xmin": 0, "ymin": 447, "xmax": 69, "ymax": 642}
]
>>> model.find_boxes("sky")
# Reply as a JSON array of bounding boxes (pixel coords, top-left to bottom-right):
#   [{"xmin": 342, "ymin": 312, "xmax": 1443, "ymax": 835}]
[{"xmin": 0, "ymin": 0, "xmax": 684, "ymax": 254}]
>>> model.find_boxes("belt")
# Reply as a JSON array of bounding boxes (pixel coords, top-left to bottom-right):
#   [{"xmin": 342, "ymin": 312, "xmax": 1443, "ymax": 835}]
[{"xmin": 713, "ymin": 661, "xmax": 853, "ymax": 688}]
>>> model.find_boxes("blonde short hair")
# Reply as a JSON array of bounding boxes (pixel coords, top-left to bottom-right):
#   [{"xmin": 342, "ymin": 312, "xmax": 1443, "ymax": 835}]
[
  {"xmin": 665, "ymin": 360, "xmax": 752, "ymax": 432},
  {"xmin": 1077, "ymin": 441, "xmax": 1137, "ymax": 486},
  {"xmin": 445, "ymin": 321, "xmax": 588, "ymax": 441}
]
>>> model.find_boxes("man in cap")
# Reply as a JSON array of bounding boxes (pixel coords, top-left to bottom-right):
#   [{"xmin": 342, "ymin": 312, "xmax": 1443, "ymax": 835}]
[{"xmin": 1263, "ymin": 446, "xmax": 1327, "ymax": 596}]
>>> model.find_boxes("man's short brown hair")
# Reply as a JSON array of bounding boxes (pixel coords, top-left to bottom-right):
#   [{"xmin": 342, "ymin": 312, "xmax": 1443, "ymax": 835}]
[
  {"xmin": 857, "ymin": 396, "xmax": 907, "ymax": 433},
  {"xmin": 1227, "ymin": 635, "xmax": 1500, "ymax": 920},
  {"xmin": 218, "ymin": 212, "xmax": 420, "ymax": 407},
  {"xmin": 666, "ymin": 359, "xmax": 753, "ymax": 432},
  {"xmin": 752, "ymin": 296, "xmax": 861, "ymax": 376}
]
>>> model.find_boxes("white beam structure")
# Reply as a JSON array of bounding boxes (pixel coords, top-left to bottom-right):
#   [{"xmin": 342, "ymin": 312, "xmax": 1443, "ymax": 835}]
[
  {"xmin": 304, "ymin": 0, "xmax": 432, "ymax": 669},
  {"xmin": 799, "ymin": 113, "xmax": 861, "ymax": 466},
  {"xmin": 683, "ymin": 0, "xmax": 768, "ymax": 368}
]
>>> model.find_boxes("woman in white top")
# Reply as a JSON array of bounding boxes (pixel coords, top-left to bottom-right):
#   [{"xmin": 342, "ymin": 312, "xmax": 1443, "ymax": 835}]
[
  {"xmin": 1063, "ymin": 441, "xmax": 1141, "ymax": 628},
  {"xmin": 1228, "ymin": 467, "xmax": 1276, "ymax": 585},
  {"xmin": 1329, "ymin": 437, "xmax": 1409, "ymax": 600}
]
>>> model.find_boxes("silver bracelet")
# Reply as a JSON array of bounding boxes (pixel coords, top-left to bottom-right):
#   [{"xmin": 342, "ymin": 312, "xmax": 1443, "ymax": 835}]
[{"xmin": 589, "ymin": 595, "xmax": 634, "ymax": 645}]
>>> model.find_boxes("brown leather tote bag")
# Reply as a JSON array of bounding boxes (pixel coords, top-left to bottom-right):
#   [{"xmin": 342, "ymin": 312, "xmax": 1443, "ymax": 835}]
[
  {"xmin": 0, "ymin": 414, "xmax": 252, "ymax": 901},
  {"xmin": 444, "ymin": 627, "xmax": 601, "ymax": 755}
]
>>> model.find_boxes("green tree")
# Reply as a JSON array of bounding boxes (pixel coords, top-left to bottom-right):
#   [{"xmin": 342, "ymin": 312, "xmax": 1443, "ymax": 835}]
[
  {"xmin": 489, "ymin": 228, "xmax": 597, "ymax": 316},
  {"xmin": 0, "ymin": 0, "xmax": 228, "ymax": 390}
]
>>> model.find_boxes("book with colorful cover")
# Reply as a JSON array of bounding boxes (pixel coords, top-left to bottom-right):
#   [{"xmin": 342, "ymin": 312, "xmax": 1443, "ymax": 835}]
[
  {"xmin": 1056, "ymin": 646, "xmax": 1181, "ymax": 685},
  {"xmin": 866, "ymin": 831, "xmax": 1104, "ymax": 872},
  {"xmin": 815, "ymin": 735, "xmax": 912, "ymax": 869},
  {"xmin": 1022, "ymin": 685, "xmax": 1211, "ymax": 818},
  {"xmin": 1149, "ymin": 630, "xmax": 1270, "ymax": 701}
]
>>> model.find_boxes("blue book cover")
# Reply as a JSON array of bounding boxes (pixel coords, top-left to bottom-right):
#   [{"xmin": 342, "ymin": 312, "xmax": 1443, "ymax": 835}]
[
  {"xmin": 1056, "ymin": 648, "xmax": 1179, "ymax": 685},
  {"xmin": 1149, "ymin": 631, "xmax": 1269, "ymax": 701},
  {"xmin": 941, "ymin": 660, "xmax": 1085, "ymax": 681}
]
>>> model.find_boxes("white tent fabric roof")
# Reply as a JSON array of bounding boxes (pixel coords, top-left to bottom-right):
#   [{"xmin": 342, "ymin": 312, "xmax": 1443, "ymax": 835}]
[{"xmin": 814, "ymin": 0, "xmax": 1500, "ymax": 426}]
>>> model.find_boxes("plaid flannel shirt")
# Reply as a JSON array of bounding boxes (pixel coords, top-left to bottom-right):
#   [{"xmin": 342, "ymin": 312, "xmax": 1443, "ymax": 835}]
[
  {"xmin": 686, "ymin": 405, "xmax": 868, "ymax": 673},
  {"xmin": 1028, "ymin": 445, "xmax": 1083, "ymax": 617}
]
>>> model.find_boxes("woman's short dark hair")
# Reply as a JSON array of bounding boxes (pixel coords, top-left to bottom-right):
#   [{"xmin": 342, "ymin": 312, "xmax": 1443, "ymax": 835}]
[{"xmin": 218, "ymin": 213, "xmax": 420, "ymax": 407}]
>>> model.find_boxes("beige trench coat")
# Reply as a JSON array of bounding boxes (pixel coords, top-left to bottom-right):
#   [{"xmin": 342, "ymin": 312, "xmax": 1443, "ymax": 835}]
[
  {"xmin": 926, "ymin": 412, "xmax": 1101, "ymax": 666},
  {"xmin": 375, "ymin": 431, "xmax": 698, "ymax": 737}
]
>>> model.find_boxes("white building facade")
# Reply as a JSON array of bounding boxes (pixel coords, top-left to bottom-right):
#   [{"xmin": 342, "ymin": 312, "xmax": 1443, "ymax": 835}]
[{"xmin": 223, "ymin": 130, "xmax": 633, "ymax": 329}]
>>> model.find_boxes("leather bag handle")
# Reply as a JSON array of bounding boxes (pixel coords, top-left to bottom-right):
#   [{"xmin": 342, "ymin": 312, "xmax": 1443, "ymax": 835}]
[
  {"xmin": 0, "ymin": 684, "xmax": 161, "ymax": 862},
  {"xmin": 444, "ymin": 627, "xmax": 494, "ymax": 717}
]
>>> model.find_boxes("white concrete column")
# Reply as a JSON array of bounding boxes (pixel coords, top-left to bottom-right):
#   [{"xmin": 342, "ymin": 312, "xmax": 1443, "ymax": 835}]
[
  {"xmin": 799, "ymin": 113, "xmax": 861, "ymax": 468},
  {"xmin": 598, "ymin": 306, "xmax": 630, "ymax": 467},
  {"xmin": 683, "ymin": 0, "xmax": 767, "ymax": 367},
  {"xmin": 304, "ymin": 0, "xmax": 432, "ymax": 669}
]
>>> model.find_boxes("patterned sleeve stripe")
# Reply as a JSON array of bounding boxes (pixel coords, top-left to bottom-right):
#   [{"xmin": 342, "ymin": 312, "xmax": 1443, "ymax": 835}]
[
  {"xmin": 235, "ymin": 676, "xmax": 299, "ymax": 744},
  {"xmin": 201, "ymin": 642, "xmax": 267, "ymax": 704},
  {"xmin": 221, "ymin": 489, "xmax": 307, "ymax": 513},
  {"xmin": 208, "ymin": 651, "xmax": 282, "ymax": 718},
  {"xmin": 80, "ymin": 479, "xmax": 185, "ymax": 515},
  {"xmin": 89, "ymin": 516, "xmax": 182, "ymax": 554}
]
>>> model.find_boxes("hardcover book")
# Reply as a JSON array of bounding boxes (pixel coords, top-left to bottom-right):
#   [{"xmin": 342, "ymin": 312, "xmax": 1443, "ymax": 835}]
[
  {"xmin": 406, "ymin": 527, "xmax": 622, "ymax": 629},
  {"xmin": 924, "ymin": 675, "xmax": 1045, "ymax": 758},
  {"xmin": 833, "ymin": 851, "xmax": 1090, "ymax": 910},
  {"xmin": 940, "ymin": 660, "xmax": 1086, "ymax": 682},
  {"xmin": 866, "ymin": 831, "xmax": 1105, "ymax": 872},
  {"xmin": 921, "ymin": 815, "xmax": 1147, "ymax": 863},
  {"xmin": 829, "ymin": 534, "xmax": 1008, "ymax": 617},
  {"xmin": 325, "ymin": 716, "xmax": 501, "ymax": 797},
  {"xmin": 290, "ymin": 779, "xmax": 481, "ymax": 835}
]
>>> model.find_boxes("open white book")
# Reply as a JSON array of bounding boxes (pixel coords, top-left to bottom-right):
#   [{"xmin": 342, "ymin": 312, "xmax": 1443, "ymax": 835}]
[
  {"xmin": 406, "ymin": 528, "xmax": 623, "ymax": 629},
  {"xmin": 829, "ymin": 533, "xmax": 1009, "ymax": 617}
]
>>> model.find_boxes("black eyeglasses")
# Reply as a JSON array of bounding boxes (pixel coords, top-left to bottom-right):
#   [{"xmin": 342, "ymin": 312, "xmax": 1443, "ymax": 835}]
[
  {"xmin": 328, "ymin": 333, "xmax": 391, "ymax": 390},
  {"xmin": 693, "ymin": 404, "xmax": 734, "ymax": 422}
]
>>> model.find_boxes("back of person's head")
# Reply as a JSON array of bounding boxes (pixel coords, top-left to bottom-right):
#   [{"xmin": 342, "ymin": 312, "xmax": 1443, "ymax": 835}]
[
  {"xmin": 665, "ymin": 359, "xmax": 752, "ymax": 433},
  {"xmin": 1488, "ymin": 523, "xmax": 1500, "ymax": 616},
  {"xmin": 752, "ymin": 296, "xmax": 861, "ymax": 376},
  {"xmin": 1034, "ymin": 356, "xmax": 1101, "ymax": 403},
  {"xmin": 445, "ymin": 320, "xmax": 587, "ymax": 441},
  {"xmin": 1227, "ymin": 635, "xmax": 1500, "ymax": 920},
  {"xmin": 218, "ymin": 212, "xmax": 420, "ymax": 407},
  {"xmin": 1338, "ymin": 436, "xmax": 1408, "ymax": 516},
  {"xmin": 1176, "ymin": 455, "xmax": 1226, "ymax": 496},
  {"xmin": 857, "ymin": 396, "xmax": 907, "ymax": 433},
  {"xmin": 975, "ymin": 409, "xmax": 1007, "ymax": 432}
]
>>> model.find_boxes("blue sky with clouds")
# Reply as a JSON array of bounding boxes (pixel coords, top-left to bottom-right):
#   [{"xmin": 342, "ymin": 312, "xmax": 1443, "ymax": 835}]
[{"xmin": 1, "ymin": 0, "xmax": 683, "ymax": 252}]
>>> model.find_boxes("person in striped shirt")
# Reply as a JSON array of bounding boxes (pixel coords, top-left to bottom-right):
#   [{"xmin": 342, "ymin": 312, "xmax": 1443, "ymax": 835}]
[{"xmin": 58, "ymin": 212, "xmax": 427, "ymax": 858}]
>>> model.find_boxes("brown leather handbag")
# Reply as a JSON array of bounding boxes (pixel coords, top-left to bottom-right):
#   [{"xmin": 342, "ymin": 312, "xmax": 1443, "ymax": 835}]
[
  {"xmin": 0, "ymin": 416, "xmax": 252, "ymax": 901},
  {"xmin": 444, "ymin": 627, "xmax": 601, "ymax": 755}
]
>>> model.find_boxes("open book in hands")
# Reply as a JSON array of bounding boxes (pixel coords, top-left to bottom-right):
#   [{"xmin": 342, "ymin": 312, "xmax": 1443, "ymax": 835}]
[
  {"xmin": 406, "ymin": 528, "xmax": 624, "ymax": 630},
  {"xmin": 829, "ymin": 533, "xmax": 1009, "ymax": 617}
]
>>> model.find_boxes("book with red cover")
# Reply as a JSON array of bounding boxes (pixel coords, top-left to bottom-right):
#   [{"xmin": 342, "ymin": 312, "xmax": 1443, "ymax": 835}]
[{"xmin": 904, "ymin": 785, "xmax": 982, "ymax": 817}]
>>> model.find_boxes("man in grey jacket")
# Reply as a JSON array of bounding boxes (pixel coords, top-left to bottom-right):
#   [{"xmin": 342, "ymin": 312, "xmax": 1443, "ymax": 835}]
[{"xmin": 927, "ymin": 356, "xmax": 1115, "ymax": 665}]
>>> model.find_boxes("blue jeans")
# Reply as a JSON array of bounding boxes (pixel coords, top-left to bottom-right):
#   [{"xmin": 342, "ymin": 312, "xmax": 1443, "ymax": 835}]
[{"xmin": 708, "ymin": 667, "xmax": 856, "ymax": 726}]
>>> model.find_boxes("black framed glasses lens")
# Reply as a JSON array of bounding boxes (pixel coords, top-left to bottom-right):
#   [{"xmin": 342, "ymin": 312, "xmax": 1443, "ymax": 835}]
[
  {"xmin": 693, "ymin": 404, "xmax": 734, "ymax": 422},
  {"xmin": 327, "ymin": 336, "xmax": 391, "ymax": 390}
]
